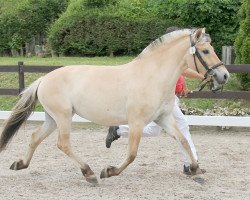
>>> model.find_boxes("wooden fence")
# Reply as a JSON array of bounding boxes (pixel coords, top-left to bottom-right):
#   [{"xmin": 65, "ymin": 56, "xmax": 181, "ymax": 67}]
[{"xmin": 0, "ymin": 61, "xmax": 249, "ymax": 99}]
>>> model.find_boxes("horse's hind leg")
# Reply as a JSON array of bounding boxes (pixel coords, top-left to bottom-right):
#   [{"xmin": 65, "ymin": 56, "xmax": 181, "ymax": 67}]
[
  {"xmin": 156, "ymin": 114, "xmax": 203, "ymax": 175},
  {"xmin": 55, "ymin": 114, "xmax": 98, "ymax": 184},
  {"xmin": 10, "ymin": 112, "xmax": 57, "ymax": 170}
]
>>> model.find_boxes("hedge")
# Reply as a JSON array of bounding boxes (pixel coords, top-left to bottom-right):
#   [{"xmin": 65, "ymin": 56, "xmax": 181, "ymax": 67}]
[
  {"xmin": 49, "ymin": 0, "xmax": 241, "ymax": 57},
  {"xmin": 49, "ymin": 15, "xmax": 175, "ymax": 56},
  {"xmin": 48, "ymin": 0, "xmax": 177, "ymax": 56}
]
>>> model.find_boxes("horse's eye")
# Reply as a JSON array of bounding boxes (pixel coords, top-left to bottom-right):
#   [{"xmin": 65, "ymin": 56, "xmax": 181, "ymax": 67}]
[{"xmin": 202, "ymin": 49, "xmax": 209, "ymax": 54}]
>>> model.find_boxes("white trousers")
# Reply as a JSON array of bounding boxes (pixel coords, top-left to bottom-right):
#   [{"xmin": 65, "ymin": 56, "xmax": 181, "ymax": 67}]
[{"xmin": 117, "ymin": 96, "xmax": 198, "ymax": 166}]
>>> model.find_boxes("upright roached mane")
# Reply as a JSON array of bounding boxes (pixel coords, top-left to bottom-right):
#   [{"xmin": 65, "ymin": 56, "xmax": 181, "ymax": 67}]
[
  {"xmin": 137, "ymin": 28, "xmax": 211, "ymax": 59},
  {"xmin": 0, "ymin": 28, "xmax": 229, "ymax": 185},
  {"xmin": 137, "ymin": 29, "xmax": 192, "ymax": 58}
]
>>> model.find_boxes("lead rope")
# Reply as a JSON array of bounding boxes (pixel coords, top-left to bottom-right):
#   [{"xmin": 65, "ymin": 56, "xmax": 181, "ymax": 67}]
[{"xmin": 190, "ymin": 77, "xmax": 224, "ymax": 93}]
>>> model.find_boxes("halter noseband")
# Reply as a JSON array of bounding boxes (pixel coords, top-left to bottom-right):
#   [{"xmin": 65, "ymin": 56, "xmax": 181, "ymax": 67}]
[{"xmin": 189, "ymin": 34, "xmax": 224, "ymax": 92}]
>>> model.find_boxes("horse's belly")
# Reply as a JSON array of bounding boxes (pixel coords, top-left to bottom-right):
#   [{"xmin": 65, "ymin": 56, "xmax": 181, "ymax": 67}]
[{"xmin": 72, "ymin": 96, "xmax": 128, "ymax": 126}]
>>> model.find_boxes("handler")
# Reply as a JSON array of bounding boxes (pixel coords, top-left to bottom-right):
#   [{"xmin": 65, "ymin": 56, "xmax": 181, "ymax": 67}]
[{"xmin": 105, "ymin": 68, "xmax": 205, "ymax": 175}]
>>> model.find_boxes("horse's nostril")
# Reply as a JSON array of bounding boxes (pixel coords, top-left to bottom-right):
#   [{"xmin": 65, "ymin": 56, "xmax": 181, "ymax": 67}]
[{"xmin": 224, "ymin": 73, "xmax": 228, "ymax": 80}]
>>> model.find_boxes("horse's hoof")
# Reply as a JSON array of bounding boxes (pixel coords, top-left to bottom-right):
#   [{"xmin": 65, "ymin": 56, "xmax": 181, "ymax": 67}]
[
  {"xmin": 190, "ymin": 163, "xmax": 205, "ymax": 175},
  {"xmin": 100, "ymin": 166, "xmax": 117, "ymax": 179},
  {"xmin": 80, "ymin": 166, "xmax": 98, "ymax": 185},
  {"xmin": 10, "ymin": 160, "xmax": 28, "ymax": 170},
  {"xmin": 100, "ymin": 168, "xmax": 108, "ymax": 179},
  {"xmin": 190, "ymin": 167, "xmax": 206, "ymax": 176},
  {"xmin": 85, "ymin": 174, "xmax": 98, "ymax": 185}
]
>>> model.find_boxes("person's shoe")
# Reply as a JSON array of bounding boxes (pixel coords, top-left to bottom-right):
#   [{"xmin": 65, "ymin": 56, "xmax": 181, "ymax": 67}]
[
  {"xmin": 183, "ymin": 165, "xmax": 192, "ymax": 175},
  {"xmin": 106, "ymin": 126, "xmax": 120, "ymax": 148}
]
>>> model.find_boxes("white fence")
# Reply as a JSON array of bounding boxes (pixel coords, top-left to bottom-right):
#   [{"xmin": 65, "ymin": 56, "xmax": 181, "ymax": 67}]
[{"xmin": 0, "ymin": 111, "xmax": 249, "ymax": 127}]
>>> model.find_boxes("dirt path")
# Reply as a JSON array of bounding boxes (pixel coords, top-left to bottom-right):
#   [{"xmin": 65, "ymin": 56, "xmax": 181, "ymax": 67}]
[{"xmin": 0, "ymin": 122, "xmax": 249, "ymax": 200}]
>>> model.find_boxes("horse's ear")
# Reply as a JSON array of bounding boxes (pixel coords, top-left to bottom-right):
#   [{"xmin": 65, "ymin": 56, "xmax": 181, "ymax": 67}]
[{"xmin": 194, "ymin": 28, "xmax": 203, "ymax": 42}]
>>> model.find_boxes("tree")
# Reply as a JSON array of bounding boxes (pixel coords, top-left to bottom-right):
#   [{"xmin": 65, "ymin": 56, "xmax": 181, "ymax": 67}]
[
  {"xmin": 0, "ymin": 0, "xmax": 69, "ymax": 55},
  {"xmin": 234, "ymin": 0, "xmax": 250, "ymax": 90}
]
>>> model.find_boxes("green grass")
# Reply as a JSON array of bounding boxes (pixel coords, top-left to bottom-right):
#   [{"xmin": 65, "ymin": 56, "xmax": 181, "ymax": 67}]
[
  {"xmin": 0, "ymin": 56, "xmax": 133, "ymax": 66},
  {"xmin": 0, "ymin": 56, "xmax": 248, "ymax": 112}
]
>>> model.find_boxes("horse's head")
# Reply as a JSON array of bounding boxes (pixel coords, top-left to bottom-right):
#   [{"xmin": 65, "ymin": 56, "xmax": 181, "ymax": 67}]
[{"xmin": 186, "ymin": 28, "xmax": 230, "ymax": 91}]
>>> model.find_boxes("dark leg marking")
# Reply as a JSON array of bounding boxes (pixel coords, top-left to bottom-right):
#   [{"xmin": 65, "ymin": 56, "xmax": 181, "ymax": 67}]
[
  {"xmin": 190, "ymin": 163, "xmax": 200, "ymax": 175},
  {"xmin": 10, "ymin": 160, "xmax": 28, "ymax": 170},
  {"xmin": 81, "ymin": 165, "xmax": 98, "ymax": 184},
  {"xmin": 100, "ymin": 166, "xmax": 118, "ymax": 179}
]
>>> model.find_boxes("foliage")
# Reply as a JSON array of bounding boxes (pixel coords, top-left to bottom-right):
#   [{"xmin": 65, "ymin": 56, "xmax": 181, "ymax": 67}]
[
  {"xmin": 0, "ymin": 0, "xmax": 17, "ymax": 14},
  {"xmin": 0, "ymin": 6, "xmax": 20, "ymax": 54},
  {"xmin": 84, "ymin": 0, "xmax": 117, "ymax": 8},
  {"xmin": 48, "ymin": 0, "xmax": 240, "ymax": 56},
  {"xmin": 0, "ymin": 0, "xmax": 69, "ymax": 54},
  {"xmin": 49, "ymin": 17, "xmax": 172, "ymax": 56},
  {"xmin": 9, "ymin": 34, "xmax": 23, "ymax": 51},
  {"xmin": 48, "ymin": 0, "xmax": 176, "ymax": 56},
  {"xmin": 181, "ymin": 101, "xmax": 250, "ymax": 116},
  {"xmin": 234, "ymin": 0, "xmax": 250, "ymax": 90},
  {"xmin": 0, "ymin": 0, "xmax": 242, "ymax": 57},
  {"xmin": 112, "ymin": 0, "xmax": 156, "ymax": 20},
  {"xmin": 150, "ymin": 0, "xmax": 241, "ymax": 55}
]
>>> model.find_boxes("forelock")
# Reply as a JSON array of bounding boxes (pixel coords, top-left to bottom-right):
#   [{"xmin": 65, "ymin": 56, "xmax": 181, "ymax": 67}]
[{"xmin": 199, "ymin": 33, "xmax": 211, "ymax": 43}]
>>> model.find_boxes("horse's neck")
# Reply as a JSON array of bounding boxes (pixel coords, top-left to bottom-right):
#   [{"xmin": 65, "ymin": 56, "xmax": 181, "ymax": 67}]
[
  {"xmin": 157, "ymin": 35, "xmax": 189, "ymax": 71},
  {"xmin": 135, "ymin": 36, "xmax": 190, "ymax": 89}
]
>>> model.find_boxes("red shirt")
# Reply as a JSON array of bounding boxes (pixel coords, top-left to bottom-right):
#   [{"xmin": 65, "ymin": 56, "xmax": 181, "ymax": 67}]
[{"xmin": 175, "ymin": 75, "xmax": 185, "ymax": 94}]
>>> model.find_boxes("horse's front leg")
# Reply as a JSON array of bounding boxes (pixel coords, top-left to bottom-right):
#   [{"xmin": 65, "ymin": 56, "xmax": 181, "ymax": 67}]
[
  {"xmin": 156, "ymin": 114, "xmax": 203, "ymax": 175},
  {"xmin": 100, "ymin": 122, "xmax": 143, "ymax": 179}
]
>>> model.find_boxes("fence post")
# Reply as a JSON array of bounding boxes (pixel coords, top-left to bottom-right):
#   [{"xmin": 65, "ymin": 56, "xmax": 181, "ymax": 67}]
[
  {"xmin": 222, "ymin": 46, "xmax": 235, "ymax": 64},
  {"xmin": 18, "ymin": 61, "xmax": 25, "ymax": 93}
]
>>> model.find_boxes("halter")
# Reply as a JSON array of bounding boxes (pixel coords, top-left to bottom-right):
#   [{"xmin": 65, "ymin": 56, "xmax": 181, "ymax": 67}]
[{"xmin": 189, "ymin": 34, "xmax": 224, "ymax": 92}]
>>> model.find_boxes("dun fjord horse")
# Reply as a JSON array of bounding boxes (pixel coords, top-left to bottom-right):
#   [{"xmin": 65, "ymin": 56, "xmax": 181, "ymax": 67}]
[{"xmin": 0, "ymin": 28, "xmax": 229, "ymax": 184}]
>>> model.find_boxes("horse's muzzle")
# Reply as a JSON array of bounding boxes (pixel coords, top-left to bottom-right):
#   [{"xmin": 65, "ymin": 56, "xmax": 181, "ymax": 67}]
[{"xmin": 211, "ymin": 68, "xmax": 230, "ymax": 91}]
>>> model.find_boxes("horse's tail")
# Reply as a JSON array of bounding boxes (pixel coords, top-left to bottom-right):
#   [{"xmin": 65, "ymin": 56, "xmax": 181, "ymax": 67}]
[{"xmin": 0, "ymin": 77, "xmax": 43, "ymax": 152}]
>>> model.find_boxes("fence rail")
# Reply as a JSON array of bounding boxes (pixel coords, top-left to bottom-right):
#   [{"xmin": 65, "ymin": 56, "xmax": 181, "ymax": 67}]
[
  {"xmin": 0, "ymin": 62, "xmax": 249, "ymax": 99},
  {"xmin": 0, "ymin": 111, "xmax": 250, "ymax": 127}
]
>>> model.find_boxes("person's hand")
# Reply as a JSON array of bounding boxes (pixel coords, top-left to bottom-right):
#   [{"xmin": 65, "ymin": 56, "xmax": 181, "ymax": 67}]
[
  {"xmin": 181, "ymin": 87, "xmax": 189, "ymax": 97},
  {"xmin": 204, "ymin": 75, "xmax": 212, "ymax": 82},
  {"xmin": 180, "ymin": 78, "xmax": 189, "ymax": 97}
]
